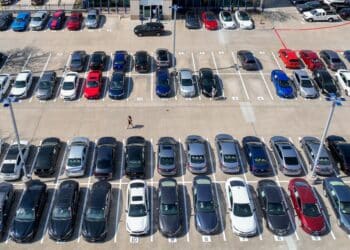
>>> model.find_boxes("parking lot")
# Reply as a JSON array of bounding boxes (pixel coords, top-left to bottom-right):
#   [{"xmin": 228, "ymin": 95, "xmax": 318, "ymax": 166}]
[{"xmin": 1, "ymin": 7, "xmax": 350, "ymax": 250}]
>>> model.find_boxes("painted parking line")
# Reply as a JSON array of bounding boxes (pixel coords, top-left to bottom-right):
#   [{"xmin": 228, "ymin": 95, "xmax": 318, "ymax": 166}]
[
  {"xmin": 126, "ymin": 55, "xmax": 133, "ymax": 102},
  {"xmin": 271, "ymin": 51, "xmax": 283, "ymax": 70},
  {"xmin": 21, "ymin": 53, "xmax": 32, "ymax": 71},
  {"xmin": 191, "ymin": 52, "xmax": 201, "ymax": 100},
  {"xmin": 150, "ymin": 53, "xmax": 154, "ymax": 101},
  {"xmin": 30, "ymin": 53, "xmax": 52, "ymax": 103},
  {"xmin": 54, "ymin": 54, "xmax": 72, "ymax": 102},
  {"xmin": 211, "ymin": 52, "xmax": 225, "ymax": 98},
  {"xmin": 259, "ymin": 70, "xmax": 274, "ymax": 100},
  {"xmin": 231, "ymin": 52, "xmax": 250, "ymax": 100},
  {"xmin": 150, "ymin": 138, "xmax": 154, "ymax": 242}
]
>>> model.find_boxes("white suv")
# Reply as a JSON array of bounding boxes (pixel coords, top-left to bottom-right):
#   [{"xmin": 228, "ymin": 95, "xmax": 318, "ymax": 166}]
[{"xmin": 335, "ymin": 69, "xmax": 350, "ymax": 95}]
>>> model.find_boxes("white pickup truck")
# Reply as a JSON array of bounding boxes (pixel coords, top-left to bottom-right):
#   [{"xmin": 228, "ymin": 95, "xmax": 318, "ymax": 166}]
[{"xmin": 303, "ymin": 8, "xmax": 340, "ymax": 22}]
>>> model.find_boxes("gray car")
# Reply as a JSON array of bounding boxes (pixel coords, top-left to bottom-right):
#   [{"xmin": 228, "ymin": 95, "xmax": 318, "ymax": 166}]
[
  {"xmin": 69, "ymin": 51, "xmax": 87, "ymax": 72},
  {"xmin": 300, "ymin": 136, "xmax": 334, "ymax": 176},
  {"xmin": 215, "ymin": 134, "xmax": 242, "ymax": 174},
  {"xmin": 270, "ymin": 136, "xmax": 304, "ymax": 176},
  {"xmin": 185, "ymin": 135, "xmax": 207, "ymax": 174},
  {"xmin": 320, "ymin": 50, "xmax": 347, "ymax": 71},
  {"xmin": 35, "ymin": 71, "xmax": 57, "ymax": 100},
  {"xmin": 29, "ymin": 11, "xmax": 49, "ymax": 31},
  {"xmin": 85, "ymin": 9, "xmax": 100, "ymax": 29},
  {"xmin": 155, "ymin": 48, "xmax": 171, "ymax": 68},
  {"xmin": 292, "ymin": 70, "xmax": 318, "ymax": 98},
  {"xmin": 157, "ymin": 137, "xmax": 177, "ymax": 176},
  {"xmin": 178, "ymin": 68, "xmax": 195, "ymax": 97},
  {"xmin": 65, "ymin": 137, "xmax": 90, "ymax": 177}
]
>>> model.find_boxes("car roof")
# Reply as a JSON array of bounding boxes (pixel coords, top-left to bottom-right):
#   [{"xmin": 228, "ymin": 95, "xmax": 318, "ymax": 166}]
[
  {"xmin": 179, "ymin": 69, "xmax": 192, "ymax": 79},
  {"xmin": 129, "ymin": 180, "xmax": 146, "ymax": 204},
  {"xmin": 41, "ymin": 71, "xmax": 55, "ymax": 81},
  {"xmin": 56, "ymin": 180, "xmax": 78, "ymax": 206},
  {"xmin": 159, "ymin": 179, "xmax": 177, "ymax": 204},
  {"xmin": 195, "ymin": 177, "xmax": 213, "ymax": 202},
  {"xmin": 263, "ymin": 186, "xmax": 283, "ymax": 203},
  {"xmin": 293, "ymin": 179, "xmax": 316, "ymax": 203},
  {"xmin": 69, "ymin": 144, "xmax": 85, "ymax": 157},
  {"xmin": 17, "ymin": 12, "xmax": 29, "ymax": 18},
  {"xmin": 272, "ymin": 70, "xmax": 289, "ymax": 80},
  {"xmin": 89, "ymin": 181, "xmax": 111, "ymax": 208},
  {"xmin": 220, "ymin": 141, "xmax": 236, "ymax": 155},
  {"xmin": 16, "ymin": 71, "xmax": 30, "ymax": 81},
  {"xmin": 322, "ymin": 50, "xmax": 338, "ymax": 57},
  {"xmin": 230, "ymin": 182, "xmax": 250, "ymax": 203},
  {"xmin": 64, "ymin": 74, "xmax": 77, "ymax": 82},
  {"xmin": 189, "ymin": 141, "xmax": 205, "ymax": 155}
]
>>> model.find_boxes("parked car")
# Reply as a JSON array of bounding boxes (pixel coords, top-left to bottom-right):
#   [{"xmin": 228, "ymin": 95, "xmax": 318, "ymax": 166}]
[
  {"xmin": 323, "ymin": 177, "xmax": 350, "ymax": 233},
  {"xmin": 185, "ymin": 135, "xmax": 207, "ymax": 174},
  {"xmin": 335, "ymin": 69, "xmax": 350, "ymax": 95},
  {"xmin": 0, "ymin": 0, "xmax": 13, "ymax": 5},
  {"xmin": 185, "ymin": 11, "xmax": 201, "ymax": 29},
  {"xmin": 312, "ymin": 69, "xmax": 340, "ymax": 96},
  {"xmin": 69, "ymin": 50, "xmax": 87, "ymax": 72},
  {"xmin": 156, "ymin": 68, "xmax": 171, "ymax": 97},
  {"xmin": 125, "ymin": 136, "xmax": 146, "ymax": 179},
  {"xmin": 35, "ymin": 71, "xmax": 57, "ymax": 100},
  {"xmin": 10, "ymin": 70, "xmax": 33, "ymax": 98},
  {"xmin": 89, "ymin": 51, "xmax": 106, "ymax": 71},
  {"xmin": 339, "ymin": 8, "xmax": 350, "ymax": 20},
  {"xmin": 67, "ymin": 12, "xmax": 83, "ymax": 31},
  {"xmin": 234, "ymin": 10, "xmax": 254, "ymax": 29},
  {"xmin": 158, "ymin": 178, "xmax": 182, "ymax": 237},
  {"xmin": 84, "ymin": 70, "xmax": 102, "ymax": 99},
  {"xmin": 10, "ymin": 180, "xmax": 47, "ymax": 242},
  {"xmin": 0, "ymin": 182, "xmax": 14, "ymax": 236},
  {"xmin": 257, "ymin": 179, "xmax": 292, "ymax": 236},
  {"xmin": 296, "ymin": 1, "xmax": 329, "ymax": 12},
  {"xmin": 11, "ymin": 12, "xmax": 30, "ymax": 31},
  {"xmin": 29, "ymin": 11, "xmax": 49, "ymax": 31},
  {"xmin": 60, "ymin": 72, "xmax": 79, "ymax": 100},
  {"xmin": 135, "ymin": 51, "xmax": 150, "ymax": 73},
  {"xmin": 108, "ymin": 71, "xmax": 126, "ymax": 99},
  {"xmin": 292, "ymin": 69, "xmax": 318, "ymax": 98},
  {"xmin": 0, "ymin": 73, "xmax": 11, "ymax": 100},
  {"xmin": 49, "ymin": 10, "xmax": 65, "ymax": 30},
  {"xmin": 157, "ymin": 137, "xmax": 177, "ymax": 176},
  {"xmin": 344, "ymin": 50, "xmax": 350, "ymax": 62},
  {"xmin": 225, "ymin": 177, "xmax": 257, "ymax": 236},
  {"xmin": 34, "ymin": 137, "xmax": 61, "ymax": 177},
  {"xmin": 0, "ymin": 140, "xmax": 30, "ymax": 181},
  {"xmin": 288, "ymin": 178, "xmax": 326, "ymax": 235},
  {"xmin": 134, "ymin": 22, "xmax": 164, "ymax": 36},
  {"xmin": 199, "ymin": 68, "xmax": 218, "ymax": 97},
  {"xmin": 242, "ymin": 136, "xmax": 272, "ymax": 176},
  {"xmin": 320, "ymin": 50, "xmax": 346, "ymax": 71},
  {"xmin": 82, "ymin": 181, "xmax": 111, "ymax": 242},
  {"xmin": 94, "ymin": 137, "xmax": 117, "ymax": 180},
  {"xmin": 31, "ymin": 0, "xmax": 44, "ymax": 5},
  {"xmin": 0, "ymin": 52, "xmax": 6, "ymax": 69},
  {"xmin": 85, "ymin": 9, "xmax": 100, "ymax": 29},
  {"xmin": 278, "ymin": 49, "xmax": 301, "ymax": 69},
  {"xmin": 300, "ymin": 136, "xmax": 334, "ymax": 176},
  {"xmin": 299, "ymin": 50, "xmax": 325, "ymax": 71},
  {"xmin": 270, "ymin": 136, "xmax": 304, "ymax": 176},
  {"xmin": 201, "ymin": 11, "xmax": 219, "ymax": 30},
  {"xmin": 65, "ymin": 137, "xmax": 90, "ymax": 177},
  {"xmin": 219, "ymin": 10, "xmax": 236, "ymax": 29},
  {"xmin": 155, "ymin": 48, "xmax": 171, "ymax": 68},
  {"xmin": 193, "ymin": 176, "xmax": 219, "ymax": 234},
  {"xmin": 326, "ymin": 135, "xmax": 350, "ymax": 174},
  {"xmin": 113, "ymin": 50, "xmax": 128, "ymax": 71},
  {"xmin": 178, "ymin": 68, "xmax": 195, "ymax": 97},
  {"xmin": 271, "ymin": 69, "xmax": 295, "ymax": 98},
  {"xmin": 126, "ymin": 180, "xmax": 150, "ymax": 235},
  {"xmin": 215, "ymin": 134, "xmax": 242, "ymax": 174},
  {"xmin": 237, "ymin": 50, "xmax": 259, "ymax": 71},
  {"xmin": 0, "ymin": 12, "xmax": 13, "ymax": 31},
  {"xmin": 48, "ymin": 180, "xmax": 79, "ymax": 241},
  {"xmin": 303, "ymin": 9, "xmax": 340, "ymax": 22}
]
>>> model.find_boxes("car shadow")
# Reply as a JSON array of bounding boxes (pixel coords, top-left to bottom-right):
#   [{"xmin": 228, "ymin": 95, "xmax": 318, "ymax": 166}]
[
  {"xmin": 312, "ymin": 187, "xmax": 333, "ymax": 236},
  {"xmin": 25, "ymin": 144, "xmax": 38, "ymax": 176},
  {"xmin": 70, "ymin": 187, "xmax": 88, "ymax": 242},
  {"xmin": 145, "ymin": 140, "xmax": 155, "ymax": 179},
  {"xmin": 205, "ymin": 140, "xmax": 216, "ymax": 175},
  {"xmin": 193, "ymin": 75, "xmax": 201, "ymax": 98},
  {"xmin": 178, "ymin": 184, "xmax": 191, "ymax": 238},
  {"xmin": 113, "ymin": 141, "xmax": 124, "ymax": 181},
  {"xmin": 104, "ymin": 187, "xmax": 122, "ymax": 243},
  {"xmin": 248, "ymin": 184, "xmax": 264, "ymax": 236},
  {"xmin": 98, "ymin": 15, "xmax": 106, "ymax": 29},
  {"xmin": 125, "ymin": 54, "xmax": 134, "ymax": 73},
  {"xmin": 124, "ymin": 76, "xmax": 133, "ymax": 99},
  {"xmin": 213, "ymin": 182, "xmax": 226, "ymax": 234},
  {"xmin": 255, "ymin": 58, "xmax": 264, "ymax": 71},
  {"xmin": 175, "ymin": 140, "xmax": 186, "ymax": 177},
  {"xmin": 281, "ymin": 188, "xmax": 299, "ymax": 235},
  {"xmin": 148, "ymin": 185, "xmax": 158, "ymax": 237},
  {"xmin": 76, "ymin": 77, "xmax": 85, "ymax": 100},
  {"xmin": 265, "ymin": 146, "xmax": 280, "ymax": 178},
  {"xmin": 237, "ymin": 143, "xmax": 249, "ymax": 175}
]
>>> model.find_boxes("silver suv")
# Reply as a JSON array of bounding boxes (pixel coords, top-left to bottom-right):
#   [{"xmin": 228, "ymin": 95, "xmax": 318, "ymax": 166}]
[
  {"xmin": 65, "ymin": 137, "xmax": 90, "ymax": 177},
  {"xmin": 185, "ymin": 135, "xmax": 207, "ymax": 174}
]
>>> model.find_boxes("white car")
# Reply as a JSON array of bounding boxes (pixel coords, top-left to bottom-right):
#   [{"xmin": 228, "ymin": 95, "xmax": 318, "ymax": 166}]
[
  {"xmin": 126, "ymin": 180, "xmax": 150, "ymax": 235},
  {"xmin": 60, "ymin": 72, "xmax": 79, "ymax": 100},
  {"xmin": 10, "ymin": 70, "xmax": 32, "ymax": 98},
  {"xmin": 335, "ymin": 69, "xmax": 350, "ymax": 95},
  {"xmin": 225, "ymin": 177, "xmax": 257, "ymax": 237},
  {"xmin": 0, "ymin": 140, "xmax": 30, "ymax": 181},
  {"xmin": 219, "ymin": 11, "xmax": 236, "ymax": 29},
  {"xmin": 234, "ymin": 10, "xmax": 254, "ymax": 29},
  {"xmin": 0, "ymin": 73, "xmax": 11, "ymax": 100}
]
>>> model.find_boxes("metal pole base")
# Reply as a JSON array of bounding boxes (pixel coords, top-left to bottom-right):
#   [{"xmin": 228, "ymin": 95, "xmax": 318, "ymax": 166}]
[{"xmin": 308, "ymin": 174, "xmax": 321, "ymax": 185}]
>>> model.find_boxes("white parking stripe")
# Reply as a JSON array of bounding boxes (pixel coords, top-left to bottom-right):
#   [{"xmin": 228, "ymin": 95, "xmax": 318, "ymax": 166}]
[
  {"xmin": 191, "ymin": 52, "xmax": 201, "ymax": 100},
  {"xmin": 22, "ymin": 53, "xmax": 32, "ymax": 71},
  {"xmin": 127, "ymin": 55, "xmax": 133, "ymax": 102},
  {"xmin": 271, "ymin": 51, "xmax": 282, "ymax": 70},
  {"xmin": 231, "ymin": 52, "xmax": 250, "ymax": 100},
  {"xmin": 259, "ymin": 71, "xmax": 274, "ymax": 100},
  {"xmin": 150, "ymin": 54, "xmax": 154, "ymax": 101},
  {"xmin": 150, "ymin": 138, "xmax": 154, "ymax": 242},
  {"xmin": 211, "ymin": 52, "xmax": 225, "ymax": 98}
]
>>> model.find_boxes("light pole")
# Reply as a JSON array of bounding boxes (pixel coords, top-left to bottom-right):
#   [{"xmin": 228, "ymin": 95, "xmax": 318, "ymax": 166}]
[
  {"xmin": 308, "ymin": 94, "xmax": 344, "ymax": 184},
  {"xmin": 169, "ymin": 4, "xmax": 182, "ymax": 74},
  {"xmin": 2, "ymin": 96, "xmax": 30, "ymax": 180}
]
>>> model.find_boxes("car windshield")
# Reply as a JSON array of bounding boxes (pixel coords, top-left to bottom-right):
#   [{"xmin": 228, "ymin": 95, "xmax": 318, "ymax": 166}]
[
  {"xmin": 181, "ymin": 78, "xmax": 193, "ymax": 87},
  {"xmin": 239, "ymin": 12, "xmax": 250, "ymax": 21},
  {"xmin": 160, "ymin": 157, "xmax": 174, "ymax": 166},
  {"xmin": 15, "ymin": 17, "xmax": 25, "ymax": 22},
  {"xmin": 285, "ymin": 156, "xmax": 299, "ymax": 165},
  {"xmin": 331, "ymin": 58, "xmax": 341, "ymax": 63},
  {"xmin": 302, "ymin": 203, "xmax": 321, "ymax": 217},
  {"xmin": 158, "ymin": 78, "xmax": 169, "ymax": 87},
  {"xmin": 267, "ymin": 202, "xmax": 285, "ymax": 216},
  {"xmin": 233, "ymin": 203, "xmax": 253, "ymax": 217},
  {"xmin": 87, "ymin": 14, "xmax": 96, "ymax": 20},
  {"xmin": 196, "ymin": 200, "xmax": 215, "ymax": 213},
  {"xmin": 15, "ymin": 81, "xmax": 26, "ymax": 88},
  {"xmin": 32, "ymin": 17, "xmax": 42, "ymax": 22},
  {"xmin": 67, "ymin": 158, "xmax": 81, "ymax": 167},
  {"xmin": 15, "ymin": 207, "xmax": 35, "ymax": 221},
  {"xmin": 110, "ymin": 78, "xmax": 123, "ymax": 90},
  {"xmin": 318, "ymin": 156, "xmax": 330, "ymax": 165},
  {"xmin": 86, "ymin": 207, "xmax": 104, "ymax": 221},
  {"xmin": 191, "ymin": 155, "xmax": 204, "ymax": 164},
  {"xmin": 301, "ymin": 79, "xmax": 313, "ymax": 88},
  {"xmin": 127, "ymin": 148, "xmax": 142, "ymax": 168},
  {"xmin": 62, "ymin": 81, "xmax": 75, "ymax": 90},
  {"xmin": 87, "ymin": 81, "xmax": 98, "ymax": 88},
  {"xmin": 70, "ymin": 16, "xmax": 79, "ymax": 21},
  {"xmin": 160, "ymin": 203, "xmax": 178, "ymax": 215},
  {"xmin": 223, "ymin": 154, "xmax": 237, "ymax": 163},
  {"xmin": 222, "ymin": 12, "xmax": 232, "ymax": 21},
  {"xmin": 97, "ymin": 159, "xmax": 112, "ymax": 169},
  {"xmin": 71, "ymin": 58, "xmax": 81, "ymax": 64},
  {"xmin": 38, "ymin": 81, "xmax": 51, "ymax": 89},
  {"xmin": 52, "ymin": 207, "xmax": 72, "ymax": 220},
  {"xmin": 278, "ymin": 79, "xmax": 291, "ymax": 87},
  {"xmin": 136, "ymin": 55, "xmax": 147, "ymax": 64},
  {"xmin": 340, "ymin": 202, "xmax": 350, "ymax": 214},
  {"xmin": 129, "ymin": 204, "xmax": 147, "ymax": 217},
  {"xmin": 253, "ymin": 157, "xmax": 268, "ymax": 166},
  {"xmin": 158, "ymin": 51, "xmax": 168, "ymax": 61}
]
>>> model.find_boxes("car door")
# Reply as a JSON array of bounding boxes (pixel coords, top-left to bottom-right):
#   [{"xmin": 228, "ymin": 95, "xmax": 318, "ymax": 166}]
[
  {"xmin": 293, "ymin": 189, "xmax": 302, "ymax": 217},
  {"xmin": 329, "ymin": 188, "xmax": 340, "ymax": 217}
]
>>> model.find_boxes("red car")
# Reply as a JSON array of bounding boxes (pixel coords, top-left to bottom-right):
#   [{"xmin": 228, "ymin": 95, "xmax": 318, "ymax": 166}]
[
  {"xmin": 67, "ymin": 12, "xmax": 83, "ymax": 31},
  {"xmin": 288, "ymin": 178, "xmax": 326, "ymax": 235},
  {"xmin": 84, "ymin": 70, "xmax": 102, "ymax": 99},
  {"xmin": 49, "ymin": 10, "xmax": 65, "ymax": 30},
  {"xmin": 278, "ymin": 49, "xmax": 301, "ymax": 69},
  {"xmin": 201, "ymin": 11, "xmax": 219, "ymax": 30},
  {"xmin": 299, "ymin": 50, "xmax": 325, "ymax": 71}
]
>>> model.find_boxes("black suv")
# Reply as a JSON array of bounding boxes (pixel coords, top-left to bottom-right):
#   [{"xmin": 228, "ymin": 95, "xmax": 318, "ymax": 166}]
[
  {"xmin": 134, "ymin": 22, "xmax": 164, "ymax": 37},
  {"xmin": 34, "ymin": 137, "xmax": 61, "ymax": 177},
  {"xmin": 326, "ymin": 135, "xmax": 350, "ymax": 174},
  {"xmin": 125, "ymin": 136, "xmax": 146, "ymax": 179}
]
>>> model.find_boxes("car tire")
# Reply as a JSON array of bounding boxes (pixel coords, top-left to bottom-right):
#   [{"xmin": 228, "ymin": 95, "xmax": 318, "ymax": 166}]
[
  {"xmin": 307, "ymin": 18, "xmax": 313, "ymax": 22},
  {"xmin": 156, "ymin": 32, "xmax": 161, "ymax": 36},
  {"xmin": 345, "ymin": 89, "xmax": 349, "ymax": 96},
  {"xmin": 137, "ymin": 33, "xmax": 142, "ymax": 37},
  {"xmin": 328, "ymin": 18, "xmax": 334, "ymax": 22},
  {"xmin": 323, "ymin": 188, "xmax": 327, "ymax": 197}
]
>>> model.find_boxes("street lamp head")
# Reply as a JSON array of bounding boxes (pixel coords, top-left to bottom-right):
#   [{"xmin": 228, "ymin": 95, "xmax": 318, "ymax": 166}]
[
  {"xmin": 2, "ymin": 96, "xmax": 18, "ymax": 108},
  {"xmin": 325, "ymin": 93, "xmax": 345, "ymax": 106}
]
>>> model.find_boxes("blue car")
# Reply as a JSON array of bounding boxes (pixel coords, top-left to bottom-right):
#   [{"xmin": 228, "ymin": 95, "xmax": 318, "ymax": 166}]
[
  {"xmin": 113, "ymin": 51, "xmax": 128, "ymax": 71},
  {"xmin": 242, "ymin": 136, "xmax": 272, "ymax": 176},
  {"xmin": 156, "ymin": 68, "xmax": 171, "ymax": 97},
  {"xmin": 11, "ymin": 12, "xmax": 30, "ymax": 31},
  {"xmin": 271, "ymin": 69, "xmax": 295, "ymax": 98}
]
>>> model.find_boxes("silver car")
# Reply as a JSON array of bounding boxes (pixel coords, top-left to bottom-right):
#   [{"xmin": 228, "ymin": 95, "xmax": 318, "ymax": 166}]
[
  {"xmin": 0, "ymin": 73, "xmax": 11, "ymax": 100},
  {"xmin": 85, "ymin": 9, "xmax": 100, "ymax": 29},
  {"xmin": 270, "ymin": 136, "xmax": 304, "ymax": 176},
  {"xmin": 186, "ymin": 135, "xmax": 207, "ymax": 174},
  {"xmin": 30, "ymin": 11, "xmax": 49, "ymax": 31},
  {"xmin": 65, "ymin": 137, "xmax": 90, "ymax": 177},
  {"xmin": 157, "ymin": 137, "xmax": 177, "ymax": 176},
  {"xmin": 292, "ymin": 70, "xmax": 318, "ymax": 98},
  {"xmin": 300, "ymin": 136, "xmax": 334, "ymax": 176},
  {"xmin": 35, "ymin": 71, "xmax": 56, "ymax": 100},
  {"xmin": 179, "ymin": 68, "xmax": 195, "ymax": 97},
  {"xmin": 215, "ymin": 134, "xmax": 242, "ymax": 174}
]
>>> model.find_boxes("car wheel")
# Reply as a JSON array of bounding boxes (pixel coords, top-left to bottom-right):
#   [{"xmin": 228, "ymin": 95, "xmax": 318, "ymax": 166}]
[
  {"xmin": 345, "ymin": 90, "xmax": 349, "ymax": 96},
  {"xmin": 307, "ymin": 18, "xmax": 313, "ymax": 22},
  {"xmin": 156, "ymin": 32, "xmax": 161, "ymax": 36},
  {"xmin": 137, "ymin": 33, "xmax": 142, "ymax": 37},
  {"xmin": 328, "ymin": 18, "xmax": 334, "ymax": 22},
  {"xmin": 323, "ymin": 189, "xmax": 327, "ymax": 197}
]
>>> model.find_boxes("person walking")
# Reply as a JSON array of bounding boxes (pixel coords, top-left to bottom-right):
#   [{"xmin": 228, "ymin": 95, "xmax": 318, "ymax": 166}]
[{"xmin": 127, "ymin": 115, "xmax": 134, "ymax": 129}]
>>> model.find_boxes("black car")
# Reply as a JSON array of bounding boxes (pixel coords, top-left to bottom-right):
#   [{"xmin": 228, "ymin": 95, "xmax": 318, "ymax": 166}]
[
  {"xmin": 70, "ymin": 50, "xmax": 87, "ymax": 72},
  {"xmin": 109, "ymin": 71, "xmax": 126, "ymax": 99},
  {"xmin": 158, "ymin": 178, "xmax": 182, "ymax": 237},
  {"xmin": 290, "ymin": 0, "xmax": 308, "ymax": 5},
  {"xmin": 134, "ymin": 22, "xmax": 164, "ymax": 37},
  {"xmin": 320, "ymin": 50, "xmax": 346, "ymax": 71},
  {"xmin": 34, "ymin": 137, "xmax": 61, "ymax": 177},
  {"xmin": 257, "ymin": 179, "xmax": 292, "ymax": 236},
  {"xmin": 125, "ymin": 136, "xmax": 146, "ymax": 179},
  {"xmin": 135, "ymin": 51, "xmax": 150, "ymax": 73},
  {"xmin": 237, "ymin": 50, "xmax": 259, "ymax": 71},
  {"xmin": 155, "ymin": 48, "xmax": 171, "ymax": 68},
  {"xmin": 35, "ymin": 71, "xmax": 57, "ymax": 100},
  {"xmin": 344, "ymin": 50, "xmax": 350, "ymax": 62},
  {"xmin": 192, "ymin": 175, "xmax": 218, "ymax": 235},
  {"xmin": 199, "ymin": 68, "xmax": 218, "ymax": 97},
  {"xmin": 185, "ymin": 11, "xmax": 201, "ymax": 29},
  {"xmin": 326, "ymin": 135, "xmax": 350, "ymax": 174},
  {"xmin": 0, "ymin": 52, "xmax": 7, "ymax": 70},
  {"xmin": 82, "ymin": 180, "xmax": 111, "ymax": 242},
  {"xmin": 89, "ymin": 51, "xmax": 106, "ymax": 71},
  {"xmin": 94, "ymin": 137, "xmax": 117, "ymax": 180},
  {"xmin": 48, "ymin": 180, "xmax": 79, "ymax": 241},
  {"xmin": 339, "ymin": 8, "xmax": 350, "ymax": 20},
  {"xmin": 331, "ymin": 0, "xmax": 350, "ymax": 12},
  {"xmin": 0, "ymin": 182, "xmax": 14, "ymax": 236},
  {"xmin": 10, "ymin": 180, "xmax": 47, "ymax": 243},
  {"xmin": 296, "ymin": 1, "xmax": 329, "ymax": 13},
  {"xmin": 312, "ymin": 69, "xmax": 340, "ymax": 97},
  {"xmin": 0, "ymin": 12, "xmax": 13, "ymax": 31},
  {"xmin": 113, "ymin": 50, "xmax": 128, "ymax": 71}
]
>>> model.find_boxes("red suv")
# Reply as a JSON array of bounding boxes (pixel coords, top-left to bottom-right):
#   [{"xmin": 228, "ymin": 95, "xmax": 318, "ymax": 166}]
[{"xmin": 299, "ymin": 50, "xmax": 325, "ymax": 71}]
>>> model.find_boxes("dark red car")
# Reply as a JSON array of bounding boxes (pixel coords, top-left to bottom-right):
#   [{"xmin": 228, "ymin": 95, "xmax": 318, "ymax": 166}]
[
  {"xmin": 84, "ymin": 70, "xmax": 102, "ymax": 99},
  {"xmin": 278, "ymin": 49, "xmax": 301, "ymax": 69},
  {"xmin": 288, "ymin": 178, "xmax": 326, "ymax": 235},
  {"xmin": 49, "ymin": 10, "xmax": 65, "ymax": 30},
  {"xmin": 67, "ymin": 12, "xmax": 83, "ymax": 31},
  {"xmin": 201, "ymin": 11, "xmax": 219, "ymax": 30},
  {"xmin": 299, "ymin": 50, "xmax": 325, "ymax": 71}
]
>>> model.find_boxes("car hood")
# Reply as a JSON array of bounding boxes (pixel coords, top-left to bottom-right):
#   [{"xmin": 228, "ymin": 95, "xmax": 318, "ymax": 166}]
[
  {"xmin": 302, "ymin": 215, "xmax": 325, "ymax": 232},
  {"xmin": 84, "ymin": 87, "xmax": 99, "ymax": 97},
  {"xmin": 181, "ymin": 85, "xmax": 195, "ymax": 93},
  {"xmin": 196, "ymin": 211, "xmax": 218, "ymax": 233},
  {"xmin": 95, "ymin": 166, "xmax": 112, "ymax": 174},
  {"xmin": 83, "ymin": 219, "xmax": 106, "ymax": 239},
  {"xmin": 109, "ymin": 87, "xmax": 124, "ymax": 96},
  {"xmin": 30, "ymin": 20, "xmax": 42, "ymax": 27},
  {"xmin": 232, "ymin": 214, "xmax": 257, "ymax": 233},
  {"xmin": 205, "ymin": 20, "xmax": 217, "ymax": 26},
  {"xmin": 36, "ymin": 87, "xmax": 51, "ymax": 96},
  {"xmin": 267, "ymin": 214, "xmax": 291, "ymax": 231},
  {"xmin": 301, "ymin": 86, "xmax": 317, "ymax": 96},
  {"xmin": 303, "ymin": 11, "xmax": 313, "ymax": 17},
  {"xmin": 60, "ymin": 88, "xmax": 75, "ymax": 97},
  {"xmin": 49, "ymin": 218, "xmax": 73, "ymax": 239},
  {"xmin": 11, "ymin": 220, "xmax": 34, "ymax": 240},
  {"xmin": 239, "ymin": 20, "xmax": 253, "ymax": 28},
  {"xmin": 86, "ymin": 19, "xmax": 97, "ymax": 25},
  {"xmin": 222, "ymin": 161, "xmax": 240, "ymax": 170},
  {"xmin": 127, "ymin": 215, "xmax": 149, "ymax": 232},
  {"xmin": 11, "ymin": 87, "xmax": 26, "ymax": 96},
  {"xmin": 67, "ymin": 21, "xmax": 79, "ymax": 26},
  {"xmin": 12, "ymin": 21, "xmax": 26, "ymax": 28},
  {"xmin": 278, "ymin": 85, "xmax": 294, "ymax": 96},
  {"xmin": 159, "ymin": 213, "xmax": 181, "ymax": 235}
]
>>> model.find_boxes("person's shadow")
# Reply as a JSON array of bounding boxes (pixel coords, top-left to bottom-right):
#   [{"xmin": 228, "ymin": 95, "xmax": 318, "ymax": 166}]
[{"xmin": 132, "ymin": 124, "xmax": 144, "ymax": 129}]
